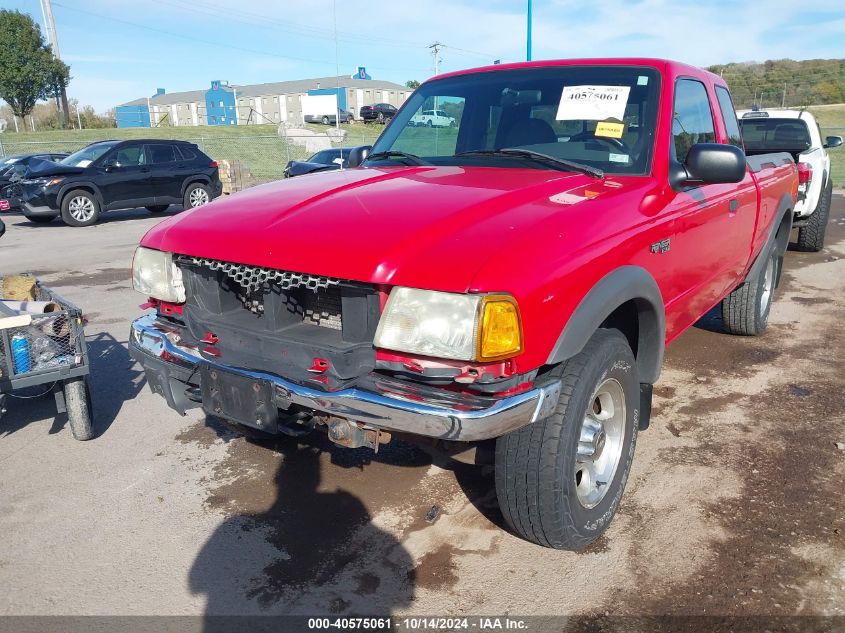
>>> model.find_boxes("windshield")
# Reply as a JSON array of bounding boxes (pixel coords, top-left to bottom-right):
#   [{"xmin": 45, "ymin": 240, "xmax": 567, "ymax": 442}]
[
  {"xmin": 370, "ymin": 65, "xmax": 661, "ymax": 175},
  {"xmin": 61, "ymin": 142, "xmax": 118, "ymax": 167}
]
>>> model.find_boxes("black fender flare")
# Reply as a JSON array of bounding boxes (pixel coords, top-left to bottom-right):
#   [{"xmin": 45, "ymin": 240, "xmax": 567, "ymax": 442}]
[
  {"xmin": 546, "ymin": 265, "xmax": 666, "ymax": 384},
  {"xmin": 57, "ymin": 181, "xmax": 104, "ymax": 208},
  {"xmin": 180, "ymin": 175, "xmax": 211, "ymax": 197},
  {"xmin": 746, "ymin": 191, "xmax": 793, "ymax": 287}
]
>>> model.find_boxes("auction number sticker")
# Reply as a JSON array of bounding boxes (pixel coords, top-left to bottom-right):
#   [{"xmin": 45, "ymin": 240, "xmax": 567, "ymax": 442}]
[{"xmin": 556, "ymin": 85, "xmax": 630, "ymax": 121}]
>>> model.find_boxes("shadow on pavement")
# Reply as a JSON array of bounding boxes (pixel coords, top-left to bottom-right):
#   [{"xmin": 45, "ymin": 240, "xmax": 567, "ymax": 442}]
[
  {"xmin": 14, "ymin": 206, "xmax": 185, "ymax": 228},
  {"xmin": 0, "ymin": 331, "xmax": 145, "ymax": 440},
  {"xmin": 189, "ymin": 429, "xmax": 417, "ymax": 629}
]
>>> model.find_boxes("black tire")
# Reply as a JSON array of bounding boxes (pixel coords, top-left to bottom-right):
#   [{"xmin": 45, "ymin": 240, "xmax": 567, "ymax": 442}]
[
  {"xmin": 796, "ymin": 178, "xmax": 832, "ymax": 252},
  {"xmin": 183, "ymin": 183, "xmax": 211, "ymax": 209},
  {"xmin": 426, "ymin": 120, "xmax": 433, "ymax": 128},
  {"xmin": 495, "ymin": 329, "xmax": 639, "ymax": 550},
  {"xmin": 64, "ymin": 377, "xmax": 94, "ymax": 441},
  {"xmin": 28, "ymin": 216, "xmax": 56, "ymax": 224},
  {"xmin": 146, "ymin": 205, "xmax": 169, "ymax": 213},
  {"xmin": 321, "ymin": 116, "xmax": 330, "ymax": 125},
  {"xmin": 60, "ymin": 190, "xmax": 100, "ymax": 227},
  {"xmin": 377, "ymin": 112, "xmax": 385, "ymax": 123},
  {"xmin": 346, "ymin": 115, "xmax": 353, "ymax": 124},
  {"xmin": 722, "ymin": 245, "xmax": 778, "ymax": 336}
]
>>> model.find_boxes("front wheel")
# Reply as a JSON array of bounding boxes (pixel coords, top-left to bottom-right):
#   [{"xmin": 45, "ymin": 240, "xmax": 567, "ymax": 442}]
[
  {"xmin": 183, "ymin": 183, "xmax": 211, "ymax": 209},
  {"xmin": 796, "ymin": 178, "xmax": 832, "ymax": 252},
  {"xmin": 321, "ymin": 116, "xmax": 330, "ymax": 125},
  {"xmin": 377, "ymin": 112, "xmax": 385, "ymax": 123},
  {"xmin": 722, "ymin": 245, "xmax": 778, "ymax": 336},
  {"xmin": 495, "ymin": 329, "xmax": 639, "ymax": 550},
  {"xmin": 60, "ymin": 190, "xmax": 100, "ymax": 227},
  {"xmin": 64, "ymin": 377, "xmax": 94, "ymax": 441}
]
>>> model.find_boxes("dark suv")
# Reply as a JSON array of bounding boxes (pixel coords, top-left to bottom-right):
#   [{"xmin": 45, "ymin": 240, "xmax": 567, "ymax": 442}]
[
  {"xmin": 359, "ymin": 102, "xmax": 397, "ymax": 124},
  {"xmin": 20, "ymin": 140, "xmax": 222, "ymax": 226}
]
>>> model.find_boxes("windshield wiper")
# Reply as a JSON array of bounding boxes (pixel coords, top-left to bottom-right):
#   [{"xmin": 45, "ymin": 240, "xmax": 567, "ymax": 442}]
[
  {"xmin": 455, "ymin": 148, "xmax": 604, "ymax": 179},
  {"xmin": 365, "ymin": 150, "xmax": 429, "ymax": 166}
]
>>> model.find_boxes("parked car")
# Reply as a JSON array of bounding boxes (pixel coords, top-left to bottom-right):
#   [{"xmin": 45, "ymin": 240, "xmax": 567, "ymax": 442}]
[
  {"xmin": 409, "ymin": 109, "xmax": 455, "ymax": 127},
  {"xmin": 19, "ymin": 140, "xmax": 222, "ymax": 227},
  {"xmin": 304, "ymin": 109, "xmax": 354, "ymax": 125},
  {"xmin": 738, "ymin": 108, "xmax": 842, "ymax": 251},
  {"xmin": 129, "ymin": 58, "xmax": 797, "ymax": 550},
  {"xmin": 0, "ymin": 153, "xmax": 68, "ymax": 211},
  {"xmin": 359, "ymin": 102, "xmax": 397, "ymax": 124},
  {"xmin": 283, "ymin": 147, "xmax": 356, "ymax": 178}
]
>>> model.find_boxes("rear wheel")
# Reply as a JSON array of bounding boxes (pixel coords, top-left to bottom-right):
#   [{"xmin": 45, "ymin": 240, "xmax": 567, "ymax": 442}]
[
  {"xmin": 145, "ymin": 205, "xmax": 169, "ymax": 213},
  {"xmin": 796, "ymin": 178, "xmax": 832, "ymax": 252},
  {"xmin": 60, "ymin": 190, "xmax": 100, "ymax": 227},
  {"xmin": 183, "ymin": 183, "xmax": 211, "ymax": 209},
  {"xmin": 321, "ymin": 115, "xmax": 330, "ymax": 125},
  {"xmin": 64, "ymin": 377, "xmax": 94, "ymax": 441},
  {"xmin": 495, "ymin": 329, "xmax": 639, "ymax": 550},
  {"xmin": 722, "ymin": 245, "xmax": 778, "ymax": 335}
]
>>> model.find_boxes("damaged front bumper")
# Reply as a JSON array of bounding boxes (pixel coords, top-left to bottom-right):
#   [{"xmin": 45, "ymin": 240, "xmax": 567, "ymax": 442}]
[{"xmin": 129, "ymin": 314, "xmax": 560, "ymax": 442}]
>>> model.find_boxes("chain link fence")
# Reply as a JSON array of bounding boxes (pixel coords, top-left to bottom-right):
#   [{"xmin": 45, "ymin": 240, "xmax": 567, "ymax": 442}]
[
  {"xmin": 0, "ymin": 125, "xmax": 842, "ymax": 188},
  {"xmin": 0, "ymin": 127, "xmax": 383, "ymax": 190}
]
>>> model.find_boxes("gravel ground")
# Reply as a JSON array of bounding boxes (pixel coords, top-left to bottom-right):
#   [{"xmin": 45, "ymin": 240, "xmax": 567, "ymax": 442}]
[{"xmin": 0, "ymin": 198, "xmax": 842, "ymax": 625}]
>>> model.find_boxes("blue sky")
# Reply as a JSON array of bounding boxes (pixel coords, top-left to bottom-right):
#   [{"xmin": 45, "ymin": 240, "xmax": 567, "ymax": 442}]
[{"xmin": 5, "ymin": 0, "xmax": 845, "ymax": 112}]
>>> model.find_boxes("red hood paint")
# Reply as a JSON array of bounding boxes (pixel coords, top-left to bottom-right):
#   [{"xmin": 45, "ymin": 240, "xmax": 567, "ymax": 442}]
[{"xmin": 141, "ymin": 165, "xmax": 601, "ymax": 293}]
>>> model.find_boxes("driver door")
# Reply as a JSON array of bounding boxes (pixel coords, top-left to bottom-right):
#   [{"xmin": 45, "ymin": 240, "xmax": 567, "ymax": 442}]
[{"xmin": 97, "ymin": 143, "xmax": 152, "ymax": 208}]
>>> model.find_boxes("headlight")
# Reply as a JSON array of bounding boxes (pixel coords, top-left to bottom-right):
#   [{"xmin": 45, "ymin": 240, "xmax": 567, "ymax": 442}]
[
  {"xmin": 374, "ymin": 288, "xmax": 522, "ymax": 361},
  {"xmin": 132, "ymin": 247, "xmax": 186, "ymax": 303}
]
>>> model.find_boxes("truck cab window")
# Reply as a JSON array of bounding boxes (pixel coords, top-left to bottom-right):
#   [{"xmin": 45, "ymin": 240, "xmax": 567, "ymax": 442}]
[
  {"xmin": 672, "ymin": 79, "xmax": 716, "ymax": 162},
  {"xmin": 715, "ymin": 86, "xmax": 743, "ymax": 149}
]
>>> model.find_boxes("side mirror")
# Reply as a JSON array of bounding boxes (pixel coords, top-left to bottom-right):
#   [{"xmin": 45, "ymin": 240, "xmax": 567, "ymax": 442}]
[
  {"xmin": 824, "ymin": 136, "xmax": 842, "ymax": 149},
  {"xmin": 346, "ymin": 145, "xmax": 372, "ymax": 168},
  {"xmin": 670, "ymin": 143, "xmax": 746, "ymax": 190},
  {"xmin": 102, "ymin": 158, "xmax": 118, "ymax": 172}
]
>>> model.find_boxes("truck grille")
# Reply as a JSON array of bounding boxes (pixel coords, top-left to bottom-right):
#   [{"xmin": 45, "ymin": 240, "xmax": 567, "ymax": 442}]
[
  {"xmin": 184, "ymin": 256, "xmax": 341, "ymax": 293},
  {"xmin": 179, "ymin": 256, "xmax": 344, "ymax": 328}
]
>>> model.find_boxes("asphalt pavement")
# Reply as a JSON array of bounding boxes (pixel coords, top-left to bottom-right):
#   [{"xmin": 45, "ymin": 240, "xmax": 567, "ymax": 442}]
[{"xmin": 0, "ymin": 199, "xmax": 843, "ymax": 624}]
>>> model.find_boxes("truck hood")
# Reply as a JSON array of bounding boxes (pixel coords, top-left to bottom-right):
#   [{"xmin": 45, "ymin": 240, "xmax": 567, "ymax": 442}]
[{"xmin": 141, "ymin": 165, "xmax": 601, "ymax": 292}]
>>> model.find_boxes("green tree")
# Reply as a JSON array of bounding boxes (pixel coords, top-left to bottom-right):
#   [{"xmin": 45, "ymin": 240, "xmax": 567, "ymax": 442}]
[
  {"xmin": 0, "ymin": 10, "xmax": 70, "ymax": 119},
  {"xmin": 405, "ymin": 80, "xmax": 421, "ymax": 90}
]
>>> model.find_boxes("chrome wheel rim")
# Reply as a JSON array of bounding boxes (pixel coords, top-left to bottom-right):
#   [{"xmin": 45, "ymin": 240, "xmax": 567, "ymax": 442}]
[
  {"xmin": 68, "ymin": 196, "xmax": 95, "ymax": 222},
  {"xmin": 189, "ymin": 188, "xmax": 209, "ymax": 207},
  {"xmin": 575, "ymin": 378, "xmax": 626, "ymax": 509},
  {"xmin": 760, "ymin": 255, "xmax": 775, "ymax": 315}
]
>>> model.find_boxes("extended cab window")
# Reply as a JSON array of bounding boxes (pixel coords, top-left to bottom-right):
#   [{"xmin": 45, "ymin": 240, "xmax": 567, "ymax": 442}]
[
  {"xmin": 672, "ymin": 79, "xmax": 716, "ymax": 162},
  {"xmin": 715, "ymin": 86, "xmax": 743, "ymax": 149},
  {"xmin": 373, "ymin": 65, "xmax": 661, "ymax": 175}
]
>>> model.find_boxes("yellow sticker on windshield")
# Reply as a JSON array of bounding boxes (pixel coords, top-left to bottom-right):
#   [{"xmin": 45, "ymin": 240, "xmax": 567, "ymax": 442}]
[{"xmin": 595, "ymin": 122, "xmax": 624, "ymax": 139}]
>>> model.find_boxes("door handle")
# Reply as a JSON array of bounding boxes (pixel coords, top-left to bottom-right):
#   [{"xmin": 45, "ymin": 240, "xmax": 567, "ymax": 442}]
[
  {"xmin": 140, "ymin": 167, "xmax": 150, "ymax": 173},
  {"xmin": 729, "ymin": 199, "xmax": 739, "ymax": 212}
]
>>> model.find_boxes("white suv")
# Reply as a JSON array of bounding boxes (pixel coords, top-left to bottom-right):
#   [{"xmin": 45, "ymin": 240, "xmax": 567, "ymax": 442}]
[
  {"xmin": 410, "ymin": 109, "xmax": 456, "ymax": 128},
  {"xmin": 738, "ymin": 109, "xmax": 842, "ymax": 251}
]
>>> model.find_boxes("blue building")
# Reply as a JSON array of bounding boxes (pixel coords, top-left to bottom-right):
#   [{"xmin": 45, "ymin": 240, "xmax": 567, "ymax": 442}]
[{"xmin": 114, "ymin": 74, "xmax": 410, "ymax": 128}]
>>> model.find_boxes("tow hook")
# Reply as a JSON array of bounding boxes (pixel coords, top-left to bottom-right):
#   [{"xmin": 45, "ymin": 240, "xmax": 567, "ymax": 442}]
[{"xmin": 326, "ymin": 417, "xmax": 391, "ymax": 452}]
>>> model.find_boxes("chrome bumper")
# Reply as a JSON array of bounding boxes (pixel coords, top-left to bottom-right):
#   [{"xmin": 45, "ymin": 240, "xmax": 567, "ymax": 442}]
[{"xmin": 129, "ymin": 314, "xmax": 559, "ymax": 442}]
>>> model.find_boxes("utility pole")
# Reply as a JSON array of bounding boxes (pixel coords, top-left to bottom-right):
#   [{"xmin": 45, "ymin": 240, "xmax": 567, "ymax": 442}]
[
  {"xmin": 333, "ymin": 0, "xmax": 340, "ymax": 132},
  {"xmin": 526, "ymin": 0, "xmax": 533, "ymax": 61},
  {"xmin": 429, "ymin": 42, "xmax": 443, "ymax": 76},
  {"xmin": 782, "ymin": 84, "xmax": 787, "ymax": 109},
  {"xmin": 40, "ymin": 0, "xmax": 70, "ymax": 129}
]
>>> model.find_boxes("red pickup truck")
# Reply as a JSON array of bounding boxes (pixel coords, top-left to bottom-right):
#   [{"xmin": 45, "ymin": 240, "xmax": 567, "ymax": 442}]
[{"xmin": 130, "ymin": 58, "xmax": 798, "ymax": 550}]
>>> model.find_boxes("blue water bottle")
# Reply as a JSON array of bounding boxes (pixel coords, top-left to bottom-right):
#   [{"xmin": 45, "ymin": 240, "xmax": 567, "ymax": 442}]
[{"xmin": 11, "ymin": 334, "xmax": 31, "ymax": 374}]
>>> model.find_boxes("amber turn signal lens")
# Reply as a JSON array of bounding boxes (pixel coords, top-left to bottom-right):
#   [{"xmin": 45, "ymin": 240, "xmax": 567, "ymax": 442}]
[{"xmin": 478, "ymin": 295, "xmax": 522, "ymax": 361}]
